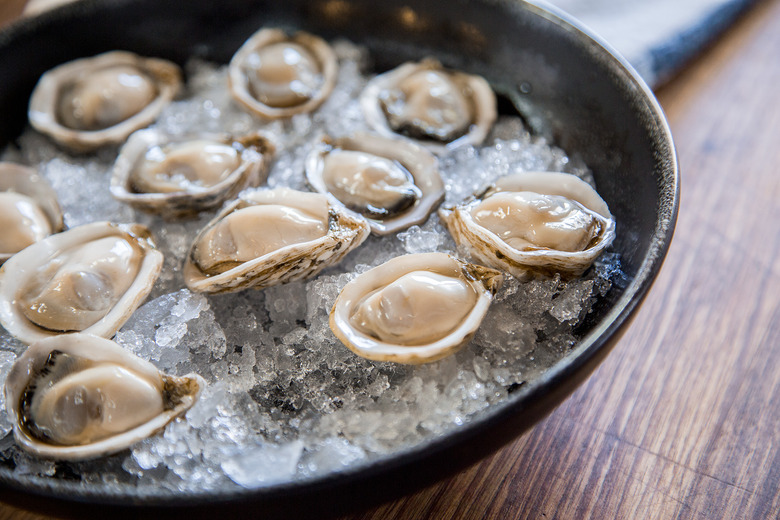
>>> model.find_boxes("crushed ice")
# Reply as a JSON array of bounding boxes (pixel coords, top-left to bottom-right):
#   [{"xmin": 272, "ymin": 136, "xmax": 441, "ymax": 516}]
[{"xmin": 0, "ymin": 40, "xmax": 621, "ymax": 490}]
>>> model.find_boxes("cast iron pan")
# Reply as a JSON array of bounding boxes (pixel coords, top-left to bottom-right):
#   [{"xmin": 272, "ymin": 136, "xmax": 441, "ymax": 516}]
[{"xmin": 0, "ymin": 0, "xmax": 678, "ymax": 517}]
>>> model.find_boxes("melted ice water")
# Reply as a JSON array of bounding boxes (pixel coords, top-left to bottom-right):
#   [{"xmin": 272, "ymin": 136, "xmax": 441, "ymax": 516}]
[{"xmin": 0, "ymin": 41, "xmax": 624, "ymax": 492}]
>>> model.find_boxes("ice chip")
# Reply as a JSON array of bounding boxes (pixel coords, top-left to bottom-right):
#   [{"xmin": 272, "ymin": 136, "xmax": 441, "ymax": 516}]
[{"xmin": 222, "ymin": 441, "xmax": 304, "ymax": 488}]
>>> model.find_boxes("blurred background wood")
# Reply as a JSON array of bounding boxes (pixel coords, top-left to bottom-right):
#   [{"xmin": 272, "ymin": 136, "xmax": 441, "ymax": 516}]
[
  {"xmin": 0, "ymin": 0, "xmax": 778, "ymax": 518},
  {"xmin": 0, "ymin": 0, "xmax": 27, "ymax": 29}
]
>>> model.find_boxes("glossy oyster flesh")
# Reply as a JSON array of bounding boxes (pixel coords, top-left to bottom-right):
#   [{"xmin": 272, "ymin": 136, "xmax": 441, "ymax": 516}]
[
  {"xmin": 110, "ymin": 129, "xmax": 275, "ymax": 218},
  {"xmin": 4, "ymin": 333, "xmax": 203, "ymax": 461},
  {"xmin": 330, "ymin": 252, "xmax": 502, "ymax": 364},
  {"xmin": 28, "ymin": 51, "xmax": 181, "ymax": 151},
  {"xmin": 361, "ymin": 59, "xmax": 496, "ymax": 152},
  {"xmin": 439, "ymin": 172, "xmax": 616, "ymax": 279},
  {"xmin": 305, "ymin": 132, "xmax": 445, "ymax": 235},
  {"xmin": 0, "ymin": 162, "xmax": 64, "ymax": 264},
  {"xmin": 0, "ymin": 222, "xmax": 163, "ymax": 344},
  {"xmin": 184, "ymin": 187, "xmax": 370, "ymax": 294},
  {"xmin": 228, "ymin": 28, "xmax": 338, "ymax": 119}
]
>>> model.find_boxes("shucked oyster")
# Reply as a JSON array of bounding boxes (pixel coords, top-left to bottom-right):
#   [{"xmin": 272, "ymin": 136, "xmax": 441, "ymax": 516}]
[
  {"xmin": 228, "ymin": 28, "xmax": 338, "ymax": 119},
  {"xmin": 305, "ymin": 132, "xmax": 444, "ymax": 235},
  {"xmin": 330, "ymin": 253, "xmax": 502, "ymax": 364},
  {"xmin": 361, "ymin": 59, "xmax": 496, "ymax": 153},
  {"xmin": 110, "ymin": 129, "xmax": 275, "ymax": 219},
  {"xmin": 439, "ymin": 172, "xmax": 616, "ymax": 279},
  {"xmin": 0, "ymin": 222, "xmax": 163, "ymax": 344},
  {"xmin": 0, "ymin": 163, "xmax": 64, "ymax": 264},
  {"xmin": 28, "ymin": 51, "xmax": 181, "ymax": 151},
  {"xmin": 4, "ymin": 333, "xmax": 203, "ymax": 460},
  {"xmin": 184, "ymin": 187, "xmax": 370, "ymax": 294}
]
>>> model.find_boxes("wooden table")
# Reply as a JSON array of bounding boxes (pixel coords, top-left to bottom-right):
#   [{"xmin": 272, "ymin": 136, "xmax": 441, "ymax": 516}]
[{"xmin": 1, "ymin": 0, "xmax": 779, "ymax": 517}]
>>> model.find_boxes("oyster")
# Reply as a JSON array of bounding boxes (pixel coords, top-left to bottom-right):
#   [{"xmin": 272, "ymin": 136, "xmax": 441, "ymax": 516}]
[
  {"xmin": 28, "ymin": 51, "xmax": 181, "ymax": 151},
  {"xmin": 110, "ymin": 129, "xmax": 275, "ymax": 218},
  {"xmin": 439, "ymin": 172, "xmax": 616, "ymax": 279},
  {"xmin": 228, "ymin": 28, "xmax": 338, "ymax": 119},
  {"xmin": 330, "ymin": 253, "xmax": 502, "ymax": 364},
  {"xmin": 305, "ymin": 132, "xmax": 444, "ymax": 235},
  {"xmin": 361, "ymin": 59, "xmax": 496, "ymax": 153},
  {"xmin": 0, "ymin": 163, "xmax": 64, "ymax": 264},
  {"xmin": 0, "ymin": 222, "xmax": 163, "ymax": 344},
  {"xmin": 4, "ymin": 333, "xmax": 203, "ymax": 461},
  {"xmin": 184, "ymin": 187, "xmax": 370, "ymax": 293}
]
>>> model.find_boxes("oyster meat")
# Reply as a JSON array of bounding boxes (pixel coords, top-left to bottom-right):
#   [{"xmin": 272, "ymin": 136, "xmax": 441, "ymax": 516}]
[
  {"xmin": 361, "ymin": 58, "xmax": 496, "ymax": 153},
  {"xmin": 439, "ymin": 172, "xmax": 616, "ymax": 279},
  {"xmin": 330, "ymin": 252, "xmax": 502, "ymax": 364},
  {"xmin": 4, "ymin": 333, "xmax": 203, "ymax": 460},
  {"xmin": 28, "ymin": 51, "xmax": 182, "ymax": 151},
  {"xmin": 0, "ymin": 222, "xmax": 163, "ymax": 344},
  {"xmin": 305, "ymin": 132, "xmax": 444, "ymax": 235},
  {"xmin": 228, "ymin": 28, "xmax": 338, "ymax": 119},
  {"xmin": 184, "ymin": 187, "xmax": 370, "ymax": 293},
  {"xmin": 110, "ymin": 129, "xmax": 275, "ymax": 218},
  {"xmin": 0, "ymin": 163, "xmax": 64, "ymax": 264}
]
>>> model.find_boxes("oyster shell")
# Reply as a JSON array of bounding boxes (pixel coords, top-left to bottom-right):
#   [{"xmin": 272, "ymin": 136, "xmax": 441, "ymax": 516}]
[
  {"xmin": 184, "ymin": 187, "xmax": 370, "ymax": 294},
  {"xmin": 28, "ymin": 51, "xmax": 182, "ymax": 151},
  {"xmin": 361, "ymin": 59, "xmax": 496, "ymax": 153},
  {"xmin": 0, "ymin": 162, "xmax": 64, "ymax": 264},
  {"xmin": 228, "ymin": 28, "xmax": 338, "ymax": 119},
  {"xmin": 4, "ymin": 333, "xmax": 203, "ymax": 461},
  {"xmin": 0, "ymin": 222, "xmax": 163, "ymax": 344},
  {"xmin": 110, "ymin": 129, "xmax": 275, "ymax": 218},
  {"xmin": 305, "ymin": 132, "xmax": 445, "ymax": 235},
  {"xmin": 330, "ymin": 253, "xmax": 502, "ymax": 364},
  {"xmin": 439, "ymin": 172, "xmax": 616, "ymax": 279}
]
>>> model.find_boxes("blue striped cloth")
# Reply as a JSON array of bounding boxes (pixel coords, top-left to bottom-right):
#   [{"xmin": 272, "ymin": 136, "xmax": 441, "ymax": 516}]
[{"xmin": 546, "ymin": 0, "xmax": 760, "ymax": 87}]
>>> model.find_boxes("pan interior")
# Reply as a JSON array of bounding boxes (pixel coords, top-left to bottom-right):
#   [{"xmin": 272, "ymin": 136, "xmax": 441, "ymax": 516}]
[{"xmin": 0, "ymin": 0, "xmax": 676, "ymax": 508}]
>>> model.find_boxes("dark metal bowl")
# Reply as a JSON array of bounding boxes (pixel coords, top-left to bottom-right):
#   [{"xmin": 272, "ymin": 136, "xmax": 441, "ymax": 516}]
[{"xmin": 0, "ymin": 0, "xmax": 678, "ymax": 517}]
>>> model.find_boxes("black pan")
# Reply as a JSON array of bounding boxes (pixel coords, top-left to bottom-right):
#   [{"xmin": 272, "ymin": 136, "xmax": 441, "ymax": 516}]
[{"xmin": 0, "ymin": 0, "xmax": 678, "ymax": 517}]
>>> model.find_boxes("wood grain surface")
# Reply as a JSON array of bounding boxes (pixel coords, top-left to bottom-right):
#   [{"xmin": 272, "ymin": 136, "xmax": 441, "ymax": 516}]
[
  {"xmin": 1, "ymin": 0, "xmax": 779, "ymax": 518},
  {"xmin": 0, "ymin": 0, "xmax": 26, "ymax": 30}
]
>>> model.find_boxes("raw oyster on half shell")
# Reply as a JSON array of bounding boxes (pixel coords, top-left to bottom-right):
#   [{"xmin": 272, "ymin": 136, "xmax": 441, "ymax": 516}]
[
  {"xmin": 110, "ymin": 128, "xmax": 275, "ymax": 218},
  {"xmin": 228, "ymin": 28, "xmax": 338, "ymax": 119},
  {"xmin": 28, "ymin": 51, "xmax": 182, "ymax": 151},
  {"xmin": 361, "ymin": 58, "xmax": 496, "ymax": 153},
  {"xmin": 305, "ymin": 132, "xmax": 444, "ymax": 235},
  {"xmin": 0, "ymin": 162, "xmax": 64, "ymax": 264},
  {"xmin": 330, "ymin": 253, "xmax": 502, "ymax": 364},
  {"xmin": 4, "ymin": 333, "xmax": 203, "ymax": 461},
  {"xmin": 184, "ymin": 187, "xmax": 370, "ymax": 294},
  {"xmin": 0, "ymin": 222, "xmax": 163, "ymax": 344},
  {"xmin": 439, "ymin": 172, "xmax": 616, "ymax": 279}
]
